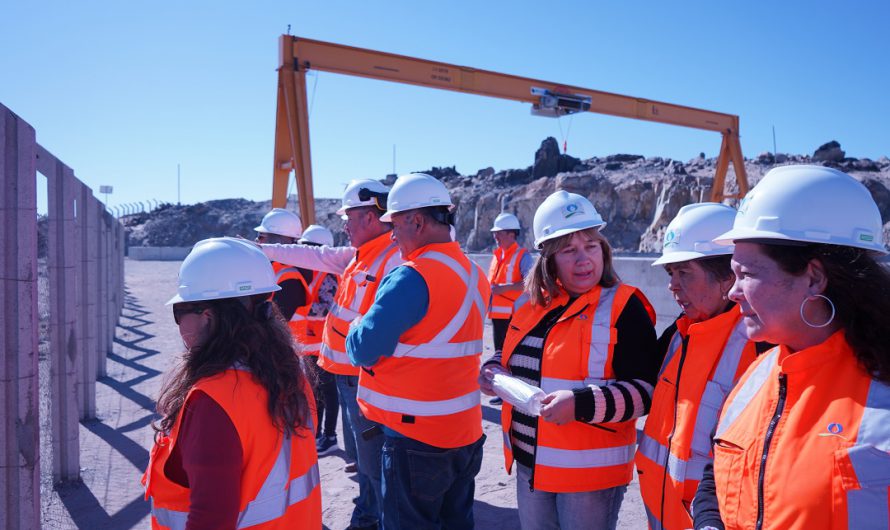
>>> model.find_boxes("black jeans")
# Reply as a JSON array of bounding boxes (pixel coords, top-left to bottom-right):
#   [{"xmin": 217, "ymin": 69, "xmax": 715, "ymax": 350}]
[
  {"xmin": 492, "ymin": 317, "xmax": 511, "ymax": 353},
  {"xmin": 309, "ymin": 356, "xmax": 339, "ymax": 437}
]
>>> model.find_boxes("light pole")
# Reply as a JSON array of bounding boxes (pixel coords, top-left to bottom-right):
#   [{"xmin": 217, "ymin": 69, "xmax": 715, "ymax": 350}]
[{"xmin": 99, "ymin": 185, "xmax": 113, "ymax": 206}]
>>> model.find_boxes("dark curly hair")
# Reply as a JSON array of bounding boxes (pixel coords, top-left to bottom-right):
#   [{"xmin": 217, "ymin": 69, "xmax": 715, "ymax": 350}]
[
  {"xmin": 761, "ymin": 243, "xmax": 890, "ymax": 384},
  {"xmin": 154, "ymin": 294, "xmax": 312, "ymax": 438}
]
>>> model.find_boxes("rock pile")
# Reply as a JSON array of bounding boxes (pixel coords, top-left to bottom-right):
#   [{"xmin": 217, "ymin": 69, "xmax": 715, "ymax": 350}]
[{"xmin": 115, "ymin": 139, "xmax": 890, "ymax": 254}]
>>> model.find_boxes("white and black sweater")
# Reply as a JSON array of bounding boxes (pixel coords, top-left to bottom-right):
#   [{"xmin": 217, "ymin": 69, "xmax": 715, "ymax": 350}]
[{"xmin": 485, "ymin": 293, "xmax": 661, "ymax": 468}]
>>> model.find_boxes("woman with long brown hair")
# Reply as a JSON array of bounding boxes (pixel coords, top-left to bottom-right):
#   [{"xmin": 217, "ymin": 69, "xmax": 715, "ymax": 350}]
[
  {"xmin": 143, "ymin": 237, "xmax": 320, "ymax": 529},
  {"xmin": 480, "ymin": 190, "xmax": 662, "ymax": 529}
]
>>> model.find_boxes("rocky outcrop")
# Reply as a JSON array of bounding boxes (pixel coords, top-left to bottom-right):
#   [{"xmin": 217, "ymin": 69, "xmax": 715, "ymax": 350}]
[
  {"xmin": 119, "ymin": 139, "xmax": 890, "ymax": 254},
  {"xmin": 813, "ymin": 140, "xmax": 845, "ymax": 162}
]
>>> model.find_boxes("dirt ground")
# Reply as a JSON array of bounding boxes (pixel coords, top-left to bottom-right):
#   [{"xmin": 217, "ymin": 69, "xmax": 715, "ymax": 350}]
[{"xmin": 39, "ymin": 259, "xmax": 648, "ymax": 529}]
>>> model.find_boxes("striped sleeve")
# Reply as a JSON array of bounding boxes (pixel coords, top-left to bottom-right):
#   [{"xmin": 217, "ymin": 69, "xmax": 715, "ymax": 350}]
[{"xmin": 573, "ymin": 378, "xmax": 654, "ymax": 423}]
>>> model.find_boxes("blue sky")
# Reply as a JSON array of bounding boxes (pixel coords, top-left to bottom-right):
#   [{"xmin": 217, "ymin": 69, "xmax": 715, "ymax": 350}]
[{"xmin": 3, "ymin": 1, "xmax": 888, "ymax": 212}]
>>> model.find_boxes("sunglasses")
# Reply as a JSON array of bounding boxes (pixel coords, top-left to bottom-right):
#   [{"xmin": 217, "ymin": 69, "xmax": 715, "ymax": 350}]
[{"xmin": 173, "ymin": 305, "xmax": 208, "ymax": 325}]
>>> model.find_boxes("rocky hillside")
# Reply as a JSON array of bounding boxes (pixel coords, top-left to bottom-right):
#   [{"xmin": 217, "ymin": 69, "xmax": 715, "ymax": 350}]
[{"xmin": 120, "ymin": 139, "xmax": 890, "ymax": 253}]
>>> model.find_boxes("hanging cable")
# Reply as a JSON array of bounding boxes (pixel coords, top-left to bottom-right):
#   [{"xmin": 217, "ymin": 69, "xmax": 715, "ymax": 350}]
[{"xmin": 555, "ymin": 113, "xmax": 575, "ymax": 154}]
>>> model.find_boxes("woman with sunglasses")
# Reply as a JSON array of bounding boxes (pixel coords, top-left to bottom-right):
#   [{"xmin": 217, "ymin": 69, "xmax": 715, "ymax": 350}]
[{"xmin": 143, "ymin": 237, "xmax": 320, "ymax": 529}]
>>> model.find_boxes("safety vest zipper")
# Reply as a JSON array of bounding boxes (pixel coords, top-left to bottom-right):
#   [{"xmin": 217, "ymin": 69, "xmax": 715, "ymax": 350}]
[
  {"xmin": 658, "ymin": 334, "xmax": 690, "ymax": 529},
  {"xmin": 756, "ymin": 372, "xmax": 787, "ymax": 530}
]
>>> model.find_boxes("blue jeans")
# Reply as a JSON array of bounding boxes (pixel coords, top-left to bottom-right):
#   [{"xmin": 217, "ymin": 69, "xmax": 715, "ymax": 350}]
[
  {"xmin": 338, "ymin": 381, "xmax": 357, "ymax": 462},
  {"xmin": 381, "ymin": 433, "xmax": 485, "ymax": 530},
  {"xmin": 336, "ymin": 374, "xmax": 384, "ymax": 527},
  {"xmin": 515, "ymin": 464, "xmax": 626, "ymax": 530}
]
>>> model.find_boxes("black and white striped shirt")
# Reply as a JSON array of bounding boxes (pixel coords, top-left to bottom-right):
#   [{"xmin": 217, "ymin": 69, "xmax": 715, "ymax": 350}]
[{"xmin": 486, "ymin": 293, "xmax": 660, "ymax": 467}]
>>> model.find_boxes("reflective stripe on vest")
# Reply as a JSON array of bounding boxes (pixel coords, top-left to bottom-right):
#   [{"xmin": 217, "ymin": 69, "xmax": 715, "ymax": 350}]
[
  {"xmin": 688, "ymin": 318, "xmax": 750, "ymax": 458},
  {"xmin": 637, "ymin": 433, "xmax": 710, "ymax": 484},
  {"xmin": 357, "ymin": 386, "xmax": 480, "ymax": 417},
  {"xmin": 489, "ymin": 306, "xmax": 513, "ymax": 317},
  {"xmin": 275, "ymin": 266, "xmax": 303, "ymax": 283},
  {"xmin": 357, "ymin": 250, "xmax": 483, "ymax": 418},
  {"xmin": 330, "ymin": 302, "xmax": 360, "ymax": 322},
  {"xmin": 658, "ymin": 331, "xmax": 684, "ymax": 380},
  {"xmin": 320, "ymin": 343, "xmax": 351, "ymax": 365},
  {"xmin": 302, "ymin": 342, "xmax": 321, "ymax": 353},
  {"xmin": 348, "ymin": 242, "xmax": 398, "ymax": 315},
  {"xmin": 535, "ymin": 443, "xmax": 636, "ymax": 469},
  {"xmin": 586, "ymin": 286, "xmax": 618, "ymax": 379},
  {"xmin": 715, "ymin": 348, "xmax": 779, "ymax": 438},
  {"xmin": 391, "ymin": 251, "xmax": 486, "ymax": 360},
  {"xmin": 150, "ymin": 434, "xmax": 321, "ymax": 529},
  {"xmin": 847, "ymin": 380, "xmax": 890, "ymax": 529},
  {"xmin": 513, "ymin": 292, "xmax": 530, "ymax": 313},
  {"xmin": 505, "ymin": 249, "xmax": 521, "ymax": 282}
]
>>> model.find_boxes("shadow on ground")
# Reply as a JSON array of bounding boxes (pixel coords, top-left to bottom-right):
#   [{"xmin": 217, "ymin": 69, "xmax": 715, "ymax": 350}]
[
  {"xmin": 474, "ymin": 499, "xmax": 521, "ymax": 528},
  {"xmin": 44, "ymin": 288, "xmax": 163, "ymax": 528}
]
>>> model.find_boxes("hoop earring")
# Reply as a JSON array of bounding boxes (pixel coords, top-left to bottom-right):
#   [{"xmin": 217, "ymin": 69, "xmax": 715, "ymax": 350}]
[{"xmin": 800, "ymin": 294, "xmax": 836, "ymax": 328}]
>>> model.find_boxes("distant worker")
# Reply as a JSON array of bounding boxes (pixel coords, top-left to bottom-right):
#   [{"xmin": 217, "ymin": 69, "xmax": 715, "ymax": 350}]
[
  {"xmin": 487, "ymin": 212, "xmax": 533, "ymax": 406},
  {"xmin": 480, "ymin": 190, "xmax": 660, "ymax": 530},
  {"xmin": 254, "ymin": 208, "xmax": 311, "ymax": 335},
  {"xmin": 693, "ymin": 166, "xmax": 890, "ymax": 530},
  {"xmin": 636, "ymin": 203, "xmax": 762, "ymax": 530},
  {"xmin": 144, "ymin": 237, "xmax": 320, "ymax": 529},
  {"xmin": 292, "ymin": 224, "xmax": 343, "ymax": 455},
  {"xmin": 347, "ymin": 173, "xmax": 491, "ymax": 530},
  {"xmin": 260, "ymin": 179, "xmax": 401, "ymax": 530}
]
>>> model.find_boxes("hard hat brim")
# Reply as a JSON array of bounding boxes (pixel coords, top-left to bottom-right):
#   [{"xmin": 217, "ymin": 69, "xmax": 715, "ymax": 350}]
[
  {"xmin": 534, "ymin": 221, "xmax": 606, "ymax": 249},
  {"xmin": 713, "ymin": 227, "xmax": 889, "ymax": 254},
  {"xmin": 651, "ymin": 249, "xmax": 734, "ymax": 266},
  {"xmin": 166, "ymin": 284, "xmax": 281, "ymax": 306},
  {"xmin": 380, "ymin": 203, "xmax": 455, "ymax": 223}
]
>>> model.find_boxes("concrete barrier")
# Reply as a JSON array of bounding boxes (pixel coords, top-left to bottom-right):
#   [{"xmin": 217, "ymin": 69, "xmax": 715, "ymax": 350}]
[
  {"xmin": 128, "ymin": 246, "xmax": 193, "ymax": 261},
  {"xmin": 468, "ymin": 252, "xmax": 677, "ymax": 335}
]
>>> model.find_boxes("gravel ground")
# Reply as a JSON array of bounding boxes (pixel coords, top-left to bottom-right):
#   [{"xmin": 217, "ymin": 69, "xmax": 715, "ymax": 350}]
[{"xmin": 36, "ymin": 258, "xmax": 648, "ymax": 529}]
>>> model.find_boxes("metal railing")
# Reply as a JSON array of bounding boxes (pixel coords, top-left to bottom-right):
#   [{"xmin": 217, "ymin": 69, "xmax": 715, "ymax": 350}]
[{"xmin": 1, "ymin": 102, "xmax": 125, "ymax": 529}]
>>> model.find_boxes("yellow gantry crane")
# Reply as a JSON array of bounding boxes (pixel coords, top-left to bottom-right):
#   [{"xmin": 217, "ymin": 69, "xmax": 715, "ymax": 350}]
[{"xmin": 273, "ymin": 35, "xmax": 749, "ymax": 224}]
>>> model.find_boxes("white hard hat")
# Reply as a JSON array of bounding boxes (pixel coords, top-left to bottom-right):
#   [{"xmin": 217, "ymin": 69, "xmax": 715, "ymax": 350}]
[
  {"xmin": 533, "ymin": 190, "xmax": 606, "ymax": 249},
  {"xmin": 336, "ymin": 179, "xmax": 390, "ymax": 216},
  {"xmin": 491, "ymin": 212, "xmax": 521, "ymax": 232},
  {"xmin": 167, "ymin": 237, "xmax": 281, "ymax": 305},
  {"xmin": 652, "ymin": 203, "xmax": 737, "ymax": 266},
  {"xmin": 299, "ymin": 224, "xmax": 335, "ymax": 246},
  {"xmin": 380, "ymin": 173, "xmax": 454, "ymax": 222},
  {"xmin": 254, "ymin": 208, "xmax": 303, "ymax": 239},
  {"xmin": 714, "ymin": 165, "xmax": 886, "ymax": 254}
]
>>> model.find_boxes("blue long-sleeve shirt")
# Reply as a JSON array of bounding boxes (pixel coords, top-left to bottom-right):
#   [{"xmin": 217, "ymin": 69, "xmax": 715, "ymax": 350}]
[{"xmin": 346, "ymin": 265, "xmax": 429, "ymax": 367}]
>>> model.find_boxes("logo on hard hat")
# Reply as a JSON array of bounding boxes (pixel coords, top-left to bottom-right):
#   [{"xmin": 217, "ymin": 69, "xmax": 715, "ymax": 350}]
[
  {"xmin": 664, "ymin": 229, "xmax": 680, "ymax": 248},
  {"xmin": 563, "ymin": 202, "xmax": 584, "ymax": 219}
]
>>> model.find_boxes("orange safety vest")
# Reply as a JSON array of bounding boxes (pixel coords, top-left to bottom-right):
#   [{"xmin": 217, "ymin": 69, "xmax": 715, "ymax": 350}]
[
  {"xmin": 143, "ymin": 369, "xmax": 321, "ymax": 530},
  {"xmin": 636, "ymin": 307, "xmax": 757, "ymax": 530},
  {"xmin": 501, "ymin": 284, "xmax": 656, "ymax": 493},
  {"xmin": 487, "ymin": 242, "xmax": 529, "ymax": 320},
  {"xmin": 271, "ymin": 261, "xmax": 310, "ymax": 339},
  {"xmin": 712, "ymin": 330, "xmax": 890, "ymax": 530},
  {"xmin": 290, "ymin": 271, "xmax": 331, "ymax": 357},
  {"xmin": 318, "ymin": 232, "xmax": 401, "ymax": 375},
  {"xmin": 357, "ymin": 241, "xmax": 491, "ymax": 449}
]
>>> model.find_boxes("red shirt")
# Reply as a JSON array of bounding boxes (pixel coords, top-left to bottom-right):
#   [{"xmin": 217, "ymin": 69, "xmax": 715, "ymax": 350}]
[{"xmin": 164, "ymin": 391, "xmax": 242, "ymax": 530}]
